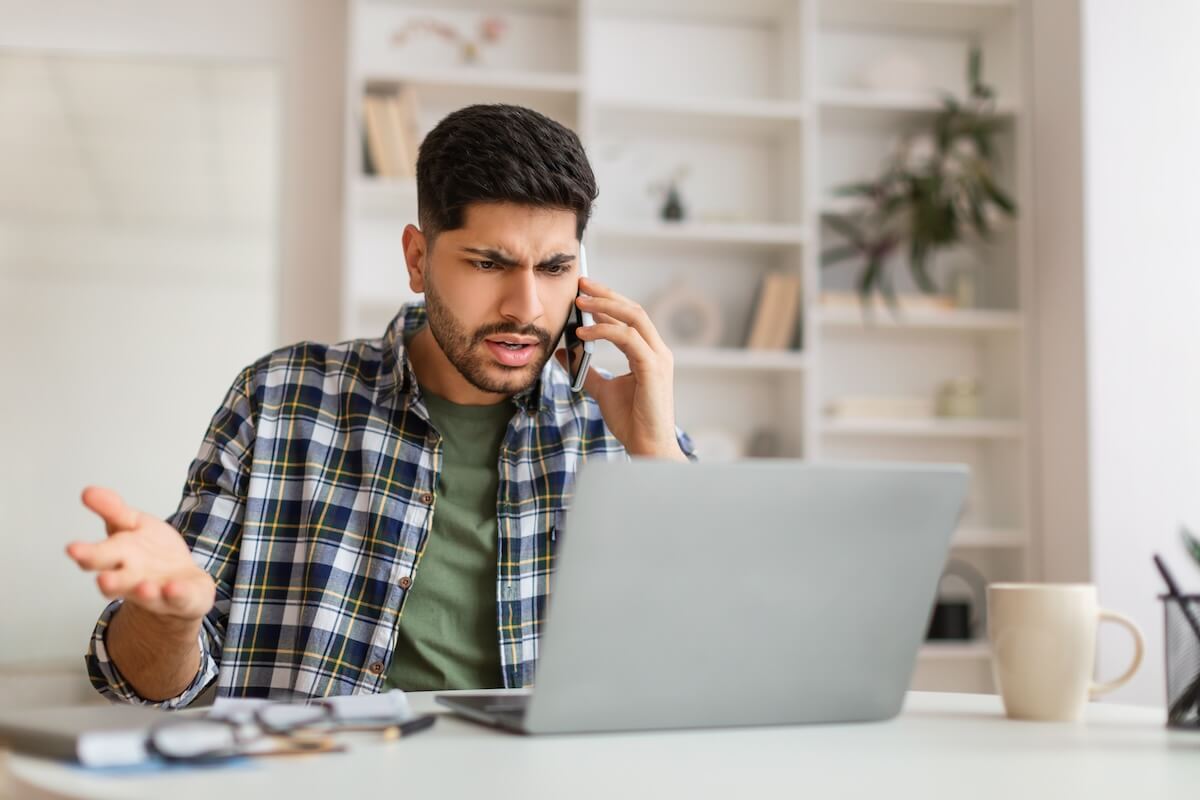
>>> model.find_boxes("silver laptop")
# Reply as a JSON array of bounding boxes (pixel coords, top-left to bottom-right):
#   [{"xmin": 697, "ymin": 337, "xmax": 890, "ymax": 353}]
[{"xmin": 438, "ymin": 459, "xmax": 968, "ymax": 734}]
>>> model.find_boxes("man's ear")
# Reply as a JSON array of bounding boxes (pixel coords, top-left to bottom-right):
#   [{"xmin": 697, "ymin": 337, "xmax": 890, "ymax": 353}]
[{"xmin": 402, "ymin": 224, "xmax": 427, "ymax": 293}]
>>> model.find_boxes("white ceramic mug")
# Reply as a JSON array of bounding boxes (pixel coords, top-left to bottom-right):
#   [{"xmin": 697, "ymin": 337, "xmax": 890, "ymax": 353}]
[{"xmin": 987, "ymin": 583, "xmax": 1144, "ymax": 721}]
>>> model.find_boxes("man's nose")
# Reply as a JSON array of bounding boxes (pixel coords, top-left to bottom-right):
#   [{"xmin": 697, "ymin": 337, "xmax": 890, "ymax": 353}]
[{"xmin": 498, "ymin": 267, "xmax": 545, "ymax": 325}]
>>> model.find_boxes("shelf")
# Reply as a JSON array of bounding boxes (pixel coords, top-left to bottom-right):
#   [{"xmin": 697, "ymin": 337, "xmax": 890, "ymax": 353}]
[
  {"xmin": 592, "ymin": 95, "xmax": 805, "ymax": 138},
  {"xmin": 953, "ymin": 526, "xmax": 1027, "ymax": 548},
  {"xmin": 590, "ymin": 220, "xmax": 806, "ymax": 250},
  {"xmin": 919, "ymin": 641, "xmax": 991, "ymax": 661},
  {"xmin": 592, "ymin": 0, "xmax": 799, "ymax": 25},
  {"xmin": 817, "ymin": 307, "xmax": 1022, "ymax": 333},
  {"xmin": 821, "ymin": 417, "xmax": 1023, "ymax": 440},
  {"xmin": 819, "ymin": 88, "xmax": 1018, "ymax": 126},
  {"xmin": 425, "ymin": 0, "xmax": 577, "ymax": 11},
  {"xmin": 363, "ymin": 66, "xmax": 581, "ymax": 95},
  {"xmin": 673, "ymin": 348, "xmax": 807, "ymax": 372},
  {"xmin": 594, "ymin": 347, "xmax": 807, "ymax": 373},
  {"xmin": 820, "ymin": 0, "xmax": 1016, "ymax": 34}
]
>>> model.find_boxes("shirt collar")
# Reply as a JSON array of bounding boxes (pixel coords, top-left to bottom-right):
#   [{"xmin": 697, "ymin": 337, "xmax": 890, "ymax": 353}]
[{"xmin": 377, "ymin": 302, "xmax": 549, "ymax": 416}]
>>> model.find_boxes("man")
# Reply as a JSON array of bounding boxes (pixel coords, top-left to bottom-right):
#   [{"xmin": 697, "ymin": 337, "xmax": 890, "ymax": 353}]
[{"xmin": 66, "ymin": 104, "xmax": 694, "ymax": 707}]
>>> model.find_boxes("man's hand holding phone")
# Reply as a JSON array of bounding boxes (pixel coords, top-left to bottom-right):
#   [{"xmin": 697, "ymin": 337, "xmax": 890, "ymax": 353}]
[{"xmin": 556, "ymin": 259, "xmax": 686, "ymax": 461}]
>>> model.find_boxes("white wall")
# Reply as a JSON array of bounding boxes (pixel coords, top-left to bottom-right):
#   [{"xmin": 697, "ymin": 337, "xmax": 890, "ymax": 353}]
[
  {"xmin": 0, "ymin": 0, "xmax": 347, "ymax": 346},
  {"xmin": 1082, "ymin": 0, "xmax": 1200, "ymax": 706},
  {"xmin": 0, "ymin": 0, "xmax": 346, "ymax": 669}
]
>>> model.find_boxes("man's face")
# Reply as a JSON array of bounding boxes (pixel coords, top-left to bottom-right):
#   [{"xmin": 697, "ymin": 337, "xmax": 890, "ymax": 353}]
[{"xmin": 405, "ymin": 202, "xmax": 579, "ymax": 396}]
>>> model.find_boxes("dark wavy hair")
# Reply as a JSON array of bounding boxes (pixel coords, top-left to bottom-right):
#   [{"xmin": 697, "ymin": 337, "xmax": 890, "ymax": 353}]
[{"xmin": 416, "ymin": 104, "xmax": 598, "ymax": 244}]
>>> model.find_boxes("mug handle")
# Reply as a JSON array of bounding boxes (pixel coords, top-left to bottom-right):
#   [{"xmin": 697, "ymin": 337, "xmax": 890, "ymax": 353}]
[{"xmin": 1088, "ymin": 609, "xmax": 1145, "ymax": 698}]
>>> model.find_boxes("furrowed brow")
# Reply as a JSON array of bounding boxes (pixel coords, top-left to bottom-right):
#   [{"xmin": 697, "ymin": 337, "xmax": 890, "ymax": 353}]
[{"xmin": 462, "ymin": 247, "xmax": 575, "ymax": 269}]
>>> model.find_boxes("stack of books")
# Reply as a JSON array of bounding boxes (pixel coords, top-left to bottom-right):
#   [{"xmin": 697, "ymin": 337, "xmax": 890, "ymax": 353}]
[
  {"xmin": 745, "ymin": 272, "xmax": 802, "ymax": 350},
  {"xmin": 362, "ymin": 85, "xmax": 422, "ymax": 178}
]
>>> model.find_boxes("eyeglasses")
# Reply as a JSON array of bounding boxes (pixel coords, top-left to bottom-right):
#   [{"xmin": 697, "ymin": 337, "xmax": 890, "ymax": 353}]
[{"xmin": 145, "ymin": 702, "xmax": 437, "ymax": 763}]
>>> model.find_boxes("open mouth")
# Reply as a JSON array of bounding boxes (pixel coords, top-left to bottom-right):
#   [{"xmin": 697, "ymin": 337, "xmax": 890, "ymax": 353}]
[{"xmin": 484, "ymin": 337, "xmax": 539, "ymax": 367}]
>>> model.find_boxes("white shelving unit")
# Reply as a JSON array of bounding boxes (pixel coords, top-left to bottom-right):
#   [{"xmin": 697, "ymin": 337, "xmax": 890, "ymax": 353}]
[
  {"xmin": 340, "ymin": 0, "xmax": 1033, "ymax": 693},
  {"xmin": 821, "ymin": 417, "xmax": 1023, "ymax": 440}
]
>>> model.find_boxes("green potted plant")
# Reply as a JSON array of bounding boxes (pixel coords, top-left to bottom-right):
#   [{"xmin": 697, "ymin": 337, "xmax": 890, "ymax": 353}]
[{"xmin": 821, "ymin": 46, "xmax": 1017, "ymax": 303}]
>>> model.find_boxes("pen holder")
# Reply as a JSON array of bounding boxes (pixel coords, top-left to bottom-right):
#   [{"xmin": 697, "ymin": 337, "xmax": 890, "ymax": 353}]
[{"xmin": 1162, "ymin": 594, "xmax": 1200, "ymax": 729}]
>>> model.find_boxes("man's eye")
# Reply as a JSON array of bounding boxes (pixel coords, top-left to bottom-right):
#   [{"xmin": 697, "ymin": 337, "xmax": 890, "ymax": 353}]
[
  {"xmin": 541, "ymin": 263, "xmax": 568, "ymax": 276},
  {"xmin": 472, "ymin": 260, "xmax": 499, "ymax": 271}
]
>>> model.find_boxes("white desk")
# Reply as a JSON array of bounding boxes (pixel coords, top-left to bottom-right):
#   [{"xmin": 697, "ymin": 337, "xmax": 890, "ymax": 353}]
[{"xmin": 6, "ymin": 691, "xmax": 1199, "ymax": 799}]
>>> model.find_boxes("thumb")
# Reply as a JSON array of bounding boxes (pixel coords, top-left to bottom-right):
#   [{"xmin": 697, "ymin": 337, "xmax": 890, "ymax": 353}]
[{"xmin": 81, "ymin": 486, "xmax": 141, "ymax": 536}]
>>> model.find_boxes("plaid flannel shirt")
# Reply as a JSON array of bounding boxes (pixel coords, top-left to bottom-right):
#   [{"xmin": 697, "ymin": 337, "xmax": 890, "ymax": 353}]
[{"xmin": 85, "ymin": 302, "xmax": 695, "ymax": 707}]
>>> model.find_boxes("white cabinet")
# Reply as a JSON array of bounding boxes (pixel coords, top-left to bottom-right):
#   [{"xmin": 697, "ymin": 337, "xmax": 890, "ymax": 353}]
[{"xmin": 341, "ymin": 0, "xmax": 1033, "ymax": 692}]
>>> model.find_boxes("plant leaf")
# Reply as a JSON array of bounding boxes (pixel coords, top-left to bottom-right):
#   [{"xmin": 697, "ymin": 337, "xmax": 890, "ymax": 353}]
[
  {"xmin": 857, "ymin": 256, "xmax": 883, "ymax": 299},
  {"xmin": 980, "ymin": 175, "xmax": 1017, "ymax": 214},
  {"xmin": 1181, "ymin": 526, "xmax": 1200, "ymax": 570},
  {"xmin": 968, "ymin": 44, "xmax": 983, "ymax": 95},
  {"xmin": 831, "ymin": 182, "xmax": 879, "ymax": 198},
  {"xmin": 969, "ymin": 184, "xmax": 990, "ymax": 239},
  {"xmin": 823, "ymin": 213, "xmax": 867, "ymax": 248},
  {"xmin": 879, "ymin": 260, "xmax": 900, "ymax": 315},
  {"xmin": 821, "ymin": 244, "xmax": 862, "ymax": 268}
]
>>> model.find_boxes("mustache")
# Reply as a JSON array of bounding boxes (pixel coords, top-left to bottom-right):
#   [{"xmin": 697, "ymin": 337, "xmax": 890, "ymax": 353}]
[{"xmin": 472, "ymin": 322, "xmax": 553, "ymax": 348}]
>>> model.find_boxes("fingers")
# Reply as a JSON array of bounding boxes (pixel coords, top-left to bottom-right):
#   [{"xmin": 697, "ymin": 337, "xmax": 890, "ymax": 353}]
[
  {"xmin": 578, "ymin": 276, "xmax": 623, "ymax": 302},
  {"xmin": 98, "ymin": 571, "xmax": 212, "ymax": 619},
  {"xmin": 576, "ymin": 322, "xmax": 658, "ymax": 370},
  {"xmin": 163, "ymin": 572, "xmax": 216, "ymax": 618},
  {"xmin": 81, "ymin": 486, "xmax": 140, "ymax": 536},
  {"xmin": 591, "ymin": 311, "xmax": 623, "ymax": 326},
  {"xmin": 132, "ymin": 580, "xmax": 164, "ymax": 604},
  {"xmin": 577, "ymin": 292, "xmax": 668, "ymax": 355},
  {"xmin": 96, "ymin": 569, "xmax": 147, "ymax": 599},
  {"xmin": 66, "ymin": 538, "xmax": 130, "ymax": 572}
]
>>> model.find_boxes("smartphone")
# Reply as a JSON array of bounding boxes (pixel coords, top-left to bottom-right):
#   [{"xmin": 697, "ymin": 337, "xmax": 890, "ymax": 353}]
[{"xmin": 563, "ymin": 243, "xmax": 595, "ymax": 392}]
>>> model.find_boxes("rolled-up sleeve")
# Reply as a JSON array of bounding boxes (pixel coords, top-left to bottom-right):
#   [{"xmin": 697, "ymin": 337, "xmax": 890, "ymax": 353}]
[
  {"xmin": 85, "ymin": 599, "xmax": 222, "ymax": 708},
  {"xmin": 84, "ymin": 365, "xmax": 257, "ymax": 707}
]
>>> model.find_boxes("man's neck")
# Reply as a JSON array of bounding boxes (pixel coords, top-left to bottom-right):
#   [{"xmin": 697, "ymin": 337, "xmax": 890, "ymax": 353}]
[{"xmin": 406, "ymin": 325, "xmax": 509, "ymax": 406}]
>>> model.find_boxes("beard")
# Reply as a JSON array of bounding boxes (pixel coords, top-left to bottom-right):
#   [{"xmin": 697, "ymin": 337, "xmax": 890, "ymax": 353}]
[{"xmin": 423, "ymin": 275, "xmax": 559, "ymax": 396}]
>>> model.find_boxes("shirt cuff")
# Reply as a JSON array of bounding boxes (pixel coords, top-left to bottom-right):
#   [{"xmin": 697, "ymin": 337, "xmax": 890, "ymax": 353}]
[{"xmin": 84, "ymin": 599, "xmax": 219, "ymax": 709}]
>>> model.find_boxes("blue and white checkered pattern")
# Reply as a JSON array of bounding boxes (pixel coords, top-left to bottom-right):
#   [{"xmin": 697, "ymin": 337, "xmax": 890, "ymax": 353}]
[{"xmin": 86, "ymin": 302, "xmax": 695, "ymax": 707}]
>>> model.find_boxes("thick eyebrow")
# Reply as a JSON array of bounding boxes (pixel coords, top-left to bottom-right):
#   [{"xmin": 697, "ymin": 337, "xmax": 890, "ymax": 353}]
[{"xmin": 461, "ymin": 247, "xmax": 575, "ymax": 269}]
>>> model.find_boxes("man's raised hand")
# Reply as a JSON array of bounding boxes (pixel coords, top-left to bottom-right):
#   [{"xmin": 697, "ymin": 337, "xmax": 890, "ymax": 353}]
[{"xmin": 66, "ymin": 487, "xmax": 215, "ymax": 623}]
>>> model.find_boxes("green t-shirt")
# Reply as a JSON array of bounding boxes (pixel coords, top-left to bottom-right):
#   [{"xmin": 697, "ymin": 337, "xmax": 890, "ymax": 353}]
[{"xmin": 384, "ymin": 386, "xmax": 515, "ymax": 691}]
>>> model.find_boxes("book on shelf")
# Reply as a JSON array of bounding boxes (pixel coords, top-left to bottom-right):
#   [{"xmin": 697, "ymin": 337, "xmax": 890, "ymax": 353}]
[
  {"xmin": 389, "ymin": 84, "xmax": 422, "ymax": 177},
  {"xmin": 745, "ymin": 272, "xmax": 802, "ymax": 350},
  {"xmin": 362, "ymin": 93, "xmax": 395, "ymax": 177},
  {"xmin": 361, "ymin": 124, "xmax": 377, "ymax": 177},
  {"xmin": 361, "ymin": 86, "xmax": 422, "ymax": 179}
]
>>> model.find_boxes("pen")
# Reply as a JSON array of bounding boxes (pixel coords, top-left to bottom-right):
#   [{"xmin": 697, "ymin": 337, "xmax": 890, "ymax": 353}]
[{"xmin": 382, "ymin": 713, "xmax": 437, "ymax": 741}]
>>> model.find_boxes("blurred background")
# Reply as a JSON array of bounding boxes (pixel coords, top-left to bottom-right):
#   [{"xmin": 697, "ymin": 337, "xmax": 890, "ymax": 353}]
[{"xmin": 0, "ymin": 0, "xmax": 1197, "ymax": 710}]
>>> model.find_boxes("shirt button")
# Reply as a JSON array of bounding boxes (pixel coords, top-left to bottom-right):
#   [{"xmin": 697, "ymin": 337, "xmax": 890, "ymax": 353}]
[
  {"xmin": 399, "ymin": 576, "xmax": 412, "ymax": 590},
  {"xmin": 420, "ymin": 492, "xmax": 434, "ymax": 505},
  {"xmin": 368, "ymin": 662, "xmax": 384, "ymax": 675}
]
